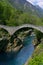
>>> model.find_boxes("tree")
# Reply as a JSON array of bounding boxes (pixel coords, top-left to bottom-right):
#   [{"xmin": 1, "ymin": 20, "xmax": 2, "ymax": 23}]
[{"xmin": 34, "ymin": 30, "xmax": 43, "ymax": 44}]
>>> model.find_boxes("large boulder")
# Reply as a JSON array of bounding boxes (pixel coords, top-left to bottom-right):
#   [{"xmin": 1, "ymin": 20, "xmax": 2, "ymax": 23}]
[{"xmin": 6, "ymin": 38, "xmax": 23, "ymax": 53}]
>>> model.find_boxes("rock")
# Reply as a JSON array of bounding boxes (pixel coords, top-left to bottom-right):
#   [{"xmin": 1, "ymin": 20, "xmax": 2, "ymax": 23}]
[
  {"xmin": 11, "ymin": 44, "xmax": 23, "ymax": 53},
  {"xmin": 6, "ymin": 38, "xmax": 23, "ymax": 53},
  {"xmin": 32, "ymin": 38, "xmax": 37, "ymax": 46}
]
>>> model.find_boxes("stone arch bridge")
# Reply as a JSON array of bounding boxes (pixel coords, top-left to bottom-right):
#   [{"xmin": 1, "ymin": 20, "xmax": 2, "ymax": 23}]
[{"xmin": 0, "ymin": 24, "xmax": 43, "ymax": 35}]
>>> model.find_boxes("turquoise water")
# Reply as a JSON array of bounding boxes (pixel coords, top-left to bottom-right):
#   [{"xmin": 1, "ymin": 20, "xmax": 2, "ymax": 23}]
[{"xmin": 0, "ymin": 36, "xmax": 34, "ymax": 65}]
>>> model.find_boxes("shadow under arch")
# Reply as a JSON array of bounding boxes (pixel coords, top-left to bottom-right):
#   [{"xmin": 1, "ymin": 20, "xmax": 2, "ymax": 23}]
[
  {"xmin": 10, "ymin": 26, "xmax": 43, "ymax": 44},
  {"xmin": 13, "ymin": 27, "xmax": 33, "ymax": 35},
  {"xmin": 10, "ymin": 27, "xmax": 34, "ymax": 43},
  {"xmin": 0, "ymin": 28, "xmax": 10, "ymax": 38},
  {"xmin": 0, "ymin": 28, "xmax": 11, "ymax": 53}
]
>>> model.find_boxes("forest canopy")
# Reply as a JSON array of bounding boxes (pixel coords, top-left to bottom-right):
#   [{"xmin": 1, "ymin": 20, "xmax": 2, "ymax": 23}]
[{"xmin": 0, "ymin": 0, "xmax": 43, "ymax": 26}]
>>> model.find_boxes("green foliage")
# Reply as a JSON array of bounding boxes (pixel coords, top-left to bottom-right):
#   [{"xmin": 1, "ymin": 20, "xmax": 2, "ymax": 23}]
[
  {"xmin": 18, "ymin": 13, "xmax": 41, "ymax": 25},
  {"xmin": 0, "ymin": 0, "xmax": 43, "ymax": 26},
  {"xmin": 0, "ymin": 0, "xmax": 23, "ymax": 26},
  {"xmin": 34, "ymin": 30, "xmax": 43, "ymax": 43},
  {"xmin": 28, "ymin": 43, "xmax": 43, "ymax": 65}
]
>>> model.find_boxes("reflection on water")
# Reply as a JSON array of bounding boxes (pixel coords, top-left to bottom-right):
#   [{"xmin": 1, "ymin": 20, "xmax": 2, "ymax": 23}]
[{"xmin": 0, "ymin": 36, "xmax": 34, "ymax": 65}]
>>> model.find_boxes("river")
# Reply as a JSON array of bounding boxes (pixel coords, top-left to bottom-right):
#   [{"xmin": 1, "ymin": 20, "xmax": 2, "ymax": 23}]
[{"xmin": 0, "ymin": 36, "xmax": 34, "ymax": 65}]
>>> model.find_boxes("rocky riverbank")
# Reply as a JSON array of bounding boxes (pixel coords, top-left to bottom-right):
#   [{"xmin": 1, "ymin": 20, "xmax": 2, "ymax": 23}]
[{"xmin": 0, "ymin": 37, "xmax": 23, "ymax": 53}]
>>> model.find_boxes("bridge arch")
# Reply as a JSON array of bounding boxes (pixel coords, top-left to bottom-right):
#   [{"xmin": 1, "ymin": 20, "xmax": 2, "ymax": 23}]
[
  {"xmin": 10, "ymin": 25, "xmax": 43, "ymax": 43},
  {"xmin": 12, "ymin": 27, "xmax": 33, "ymax": 36},
  {"xmin": 0, "ymin": 28, "xmax": 10, "ymax": 38},
  {"xmin": 0, "ymin": 24, "xmax": 43, "ymax": 35},
  {"xmin": 0, "ymin": 28, "xmax": 9, "ymax": 33},
  {"xmin": 12, "ymin": 25, "xmax": 43, "ymax": 37}
]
